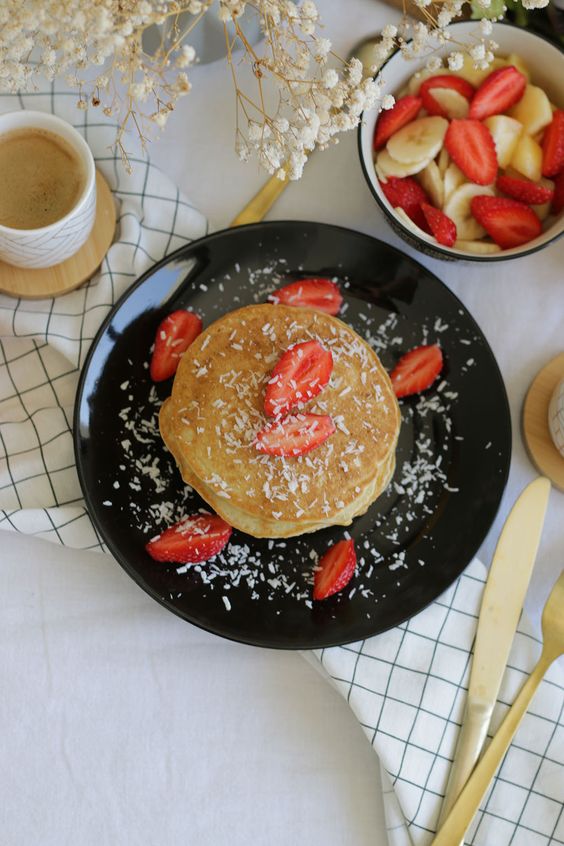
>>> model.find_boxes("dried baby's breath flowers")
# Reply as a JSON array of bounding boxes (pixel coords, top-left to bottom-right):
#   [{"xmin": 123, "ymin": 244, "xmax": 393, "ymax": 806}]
[
  {"xmin": 0, "ymin": 0, "xmax": 382, "ymax": 177},
  {"xmin": 371, "ymin": 0, "xmax": 548, "ymax": 78}
]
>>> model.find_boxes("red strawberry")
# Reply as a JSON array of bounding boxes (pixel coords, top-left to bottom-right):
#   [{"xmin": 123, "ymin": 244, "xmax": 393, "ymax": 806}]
[
  {"xmin": 255, "ymin": 413, "xmax": 335, "ymax": 457},
  {"xmin": 496, "ymin": 175, "xmax": 554, "ymax": 205},
  {"xmin": 313, "ymin": 539, "xmax": 357, "ymax": 601},
  {"xmin": 264, "ymin": 340, "xmax": 333, "ymax": 418},
  {"xmin": 419, "ymin": 75, "xmax": 474, "ymax": 116},
  {"xmin": 373, "ymin": 95, "xmax": 423, "ymax": 150},
  {"xmin": 552, "ymin": 170, "xmax": 564, "ymax": 214},
  {"xmin": 420, "ymin": 203, "xmax": 457, "ymax": 247},
  {"xmin": 390, "ymin": 345, "xmax": 443, "ymax": 398},
  {"xmin": 542, "ymin": 110, "xmax": 564, "ymax": 178},
  {"xmin": 470, "ymin": 196, "xmax": 542, "ymax": 249},
  {"xmin": 270, "ymin": 278, "xmax": 342, "ymax": 315},
  {"xmin": 150, "ymin": 309, "xmax": 202, "ymax": 382},
  {"xmin": 469, "ymin": 66, "xmax": 526, "ymax": 121},
  {"xmin": 379, "ymin": 176, "xmax": 430, "ymax": 231},
  {"xmin": 444, "ymin": 120, "xmax": 497, "ymax": 186},
  {"xmin": 146, "ymin": 514, "xmax": 232, "ymax": 563}
]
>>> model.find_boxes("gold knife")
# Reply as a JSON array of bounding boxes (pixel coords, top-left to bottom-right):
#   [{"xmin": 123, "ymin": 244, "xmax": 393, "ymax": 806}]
[{"xmin": 437, "ymin": 476, "xmax": 551, "ymax": 842}]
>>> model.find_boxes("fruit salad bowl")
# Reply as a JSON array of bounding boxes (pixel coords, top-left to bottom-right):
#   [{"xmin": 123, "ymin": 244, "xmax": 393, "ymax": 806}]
[{"xmin": 358, "ymin": 21, "xmax": 564, "ymax": 262}]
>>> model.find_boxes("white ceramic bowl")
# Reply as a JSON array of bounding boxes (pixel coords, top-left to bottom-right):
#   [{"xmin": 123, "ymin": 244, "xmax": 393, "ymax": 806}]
[{"xmin": 358, "ymin": 22, "xmax": 564, "ymax": 262}]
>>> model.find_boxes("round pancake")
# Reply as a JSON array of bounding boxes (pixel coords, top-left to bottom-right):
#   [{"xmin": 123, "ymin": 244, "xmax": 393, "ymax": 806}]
[{"xmin": 159, "ymin": 304, "xmax": 400, "ymax": 536}]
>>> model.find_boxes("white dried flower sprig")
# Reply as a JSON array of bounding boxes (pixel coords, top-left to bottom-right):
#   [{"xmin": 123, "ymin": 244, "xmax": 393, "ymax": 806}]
[
  {"xmin": 0, "ymin": 0, "xmax": 383, "ymax": 177},
  {"xmin": 224, "ymin": 4, "xmax": 383, "ymax": 180},
  {"xmin": 371, "ymin": 0, "xmax": 548, "ymax": 79}
]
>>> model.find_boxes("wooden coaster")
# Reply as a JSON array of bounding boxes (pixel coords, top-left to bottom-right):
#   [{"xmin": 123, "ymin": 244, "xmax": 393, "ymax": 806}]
[
  {"xmin": 523, "ymin": 352, "xmax": 564, "ymax": 492},
  {"xmin": 0, "ymin": 170, "xmax": 116, "ymax": 299}
]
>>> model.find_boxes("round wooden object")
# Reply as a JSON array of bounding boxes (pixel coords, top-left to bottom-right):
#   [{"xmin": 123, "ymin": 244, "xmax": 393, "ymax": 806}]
[
  {"xmin": 0, "ymin": 170, "xmax": 116, "ymax": 299},
  {"xmin": 523, "ymin": 352, "xmax": 564, "ymax": 492}
]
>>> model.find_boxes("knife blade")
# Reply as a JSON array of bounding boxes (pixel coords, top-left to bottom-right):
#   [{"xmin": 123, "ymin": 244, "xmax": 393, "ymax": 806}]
[{"xmin": 437, "ymin": 476, "xmax": 551, "ymax": 837}]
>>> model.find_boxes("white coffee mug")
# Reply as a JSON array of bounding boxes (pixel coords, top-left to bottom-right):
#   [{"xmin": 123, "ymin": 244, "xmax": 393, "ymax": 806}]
[{"xmin": 0, "ymin": 111, "xmax": 96, "ymax": 269}]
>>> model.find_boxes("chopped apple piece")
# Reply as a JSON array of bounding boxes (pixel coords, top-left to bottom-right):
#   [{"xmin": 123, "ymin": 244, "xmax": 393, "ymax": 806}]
[
  {"xmin": 504, "ymin": 53, "xmax": 530, "ymax": 82},
  {"xmin": 509, "ymin": 85, "xmax": 553, "ymax": 136},
  {"xmin": 510, "ymin": 134, "xmax": 543, "ymax": 182},
  {"xmin": 484, "ymin": 115, "xmax": 523, "ymax": 169}
]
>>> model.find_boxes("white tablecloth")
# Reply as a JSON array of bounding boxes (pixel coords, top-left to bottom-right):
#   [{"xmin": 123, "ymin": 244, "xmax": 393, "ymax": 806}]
[{"xmin": 1, "ymin": 1, "xmax": 563, "ymax": 843}]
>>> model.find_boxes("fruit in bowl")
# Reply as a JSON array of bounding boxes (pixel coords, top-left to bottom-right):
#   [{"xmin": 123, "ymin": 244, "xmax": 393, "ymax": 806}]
[{"xmin": 358, "ymin": 23, "xmax": 564, "ymax": 261}]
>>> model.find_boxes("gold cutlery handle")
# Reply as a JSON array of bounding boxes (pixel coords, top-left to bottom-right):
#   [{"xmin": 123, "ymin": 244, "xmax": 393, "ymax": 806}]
[
  {"xmin": 431, "ymin": 650, "xmax": 554, "ymax": 845},
  {"xmin": 438, "ymin": 701, "xmax": 492, "ymax": 829},
  {"xmin": 230, "ymin": 174, "xmax": 289, "ymax": 227}
]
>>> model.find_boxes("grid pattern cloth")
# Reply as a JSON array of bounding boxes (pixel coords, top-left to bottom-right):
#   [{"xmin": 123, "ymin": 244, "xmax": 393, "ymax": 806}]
[
  {"xmin": 0, "ymin": 83, "xmax": 562, "ymax": 846},
  {"xmin": 0, "ymin": 81, "xmax": 207, "ymax": 546},
  {"xmin": 315, "ymin": 558, "xmax": 564, "ymax": 846}
]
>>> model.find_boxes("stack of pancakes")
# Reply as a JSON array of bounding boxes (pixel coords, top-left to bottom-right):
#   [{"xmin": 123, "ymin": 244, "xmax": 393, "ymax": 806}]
[{"xmin": 159, "ymin": 303, "xmax": 401, "ymax": 538}]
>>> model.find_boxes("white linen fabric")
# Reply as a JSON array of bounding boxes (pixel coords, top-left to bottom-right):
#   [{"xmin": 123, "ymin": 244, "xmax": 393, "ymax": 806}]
[
  {"xmin": 313, "ymin": 558, "xmax": 564, "ymax": 846},
  {"xmin": 0, "ymin": 82, "xmax": 562, "ymax": 846}
]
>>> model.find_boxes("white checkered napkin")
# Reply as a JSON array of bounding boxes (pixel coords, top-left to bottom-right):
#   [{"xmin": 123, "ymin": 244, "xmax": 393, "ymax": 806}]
[
  {"xmin": 0, "ymin": 80, "xmax": 207, "ymax": 547},
  {"xmin": 312, "ymin": 558, "xmax": 564, "ymax": 846}
]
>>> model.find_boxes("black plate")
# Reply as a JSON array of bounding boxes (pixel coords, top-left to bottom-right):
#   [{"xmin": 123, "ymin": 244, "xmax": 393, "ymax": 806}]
[{"xmin": 74, "ymin": 221, "xmax": 511, "ymax": 649}]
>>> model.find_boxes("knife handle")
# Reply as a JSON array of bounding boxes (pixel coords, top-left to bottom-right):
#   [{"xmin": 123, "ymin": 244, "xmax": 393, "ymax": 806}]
[
  {"xmin": 229, "ymin": 174, "xmax": 288, "ymax": 227},
  {"xmin": 431, "ymin": 650, "xmax": 554, "ymax": 846},
  {"xmin": 438, "ymin": 701, "xmax": 492, "ymax": 830}
]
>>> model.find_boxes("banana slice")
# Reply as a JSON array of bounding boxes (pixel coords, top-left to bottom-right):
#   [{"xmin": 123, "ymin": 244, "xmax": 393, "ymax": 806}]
[
  {"xmin": 386, "ymin": 116, "xmax": 448, "ymax": 165},
  {"xmin": 444, "ymin": 183, "xmax": 495, "ymax": 240},
  {"xmin": 416, "ymin": 160, "xmax": 444, "ymax": 208},
  {"xmin": 376, "ymin": 148, "xmax": 432, "ymax": 178},
  {"xmin": 437, "ymin": 147, "xmax": 450, "ymax": 176},
  {"xmin": 455, "ymin": 239, "xmax": 501, "ymax": 254},
  {"xmin": 509, "ymin": 85, "xmax": 553, "ymax": 136},
  {"xmin": 428, "ymin": 88, "xmax": 469, "ymax": 119},
  {"xmin": 484, "ymin": 115, "xmax": 523, "ymax": 169},
  {"xmin": 443, "ymin": 162, "xmax": 466, "ymax": 204},
  {"xmin": 393, "ymin": 207, "xmax": 431, "ymax": 240}
]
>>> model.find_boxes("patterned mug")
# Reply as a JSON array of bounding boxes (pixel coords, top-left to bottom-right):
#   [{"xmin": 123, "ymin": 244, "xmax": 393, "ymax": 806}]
[{"xmin": 0, "ymin": 110, "xmax": 96, "ymax": 269}]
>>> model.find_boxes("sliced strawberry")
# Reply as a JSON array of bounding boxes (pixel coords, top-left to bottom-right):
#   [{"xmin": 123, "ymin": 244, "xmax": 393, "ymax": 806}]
[
  {"xmin": 373, "ymin": 95, "xmax": 423, "ymax": 150},
  {"xmin": 379, "ymin": 176, "xmax": 430, "ymax": 231},
  {"xmin": 146, "ymin": 514, "xmax": 232, "ymax": 563},
  {"xmin": 419, "ymin": 75, "xmax": 474, "ymax": 116},
  {"xmin": 264, "ymin": 340, "xmax": 333, "ymax": 418},
  {"xmin": 496, "ymin": 174, "xmax": 554, "ymax": 205},
  {"xmin": 313, "ymin": 539, "xmax": 357, "ymax": 600},
  {"xmin": 150, "ymin": 309, "xmax": 202, "ymax": 382},
  {"xmin": 552, "ymin": 169, "xmax": 564, "ymax": 214},
  {"xmin": 390, "ymin": 344, "xmax": 443, "ymax": 398},
  {"xmin": 255, "ymin": 413, "xmax": 335, "ymax": 457},
  {"xmin": 444, "ymin": 119, "xmax": 497, "ymax": 186},
  {"xmin": 420, "ymin": 203, "xmax": 457, "ymax": 247},
  {"xmin": 469, "ymin": 65, "xmax": 526, "ymax": 121},
  {"xmin": 470, "ymin": 196, "xmax": 542, "ymax": 249},
  {"xmin": 270, "ymin": 278, "xmax": 342, "ymax": 315},
  {"xmin": 542, "ymin": 110, "xmax": 564, "ymax": 178}
]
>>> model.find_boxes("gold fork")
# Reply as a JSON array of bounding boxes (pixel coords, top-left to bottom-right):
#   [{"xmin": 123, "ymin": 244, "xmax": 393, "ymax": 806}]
[{"xmin": 431, "ymin": 569, "xmax": 564, "ymax": 846}]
